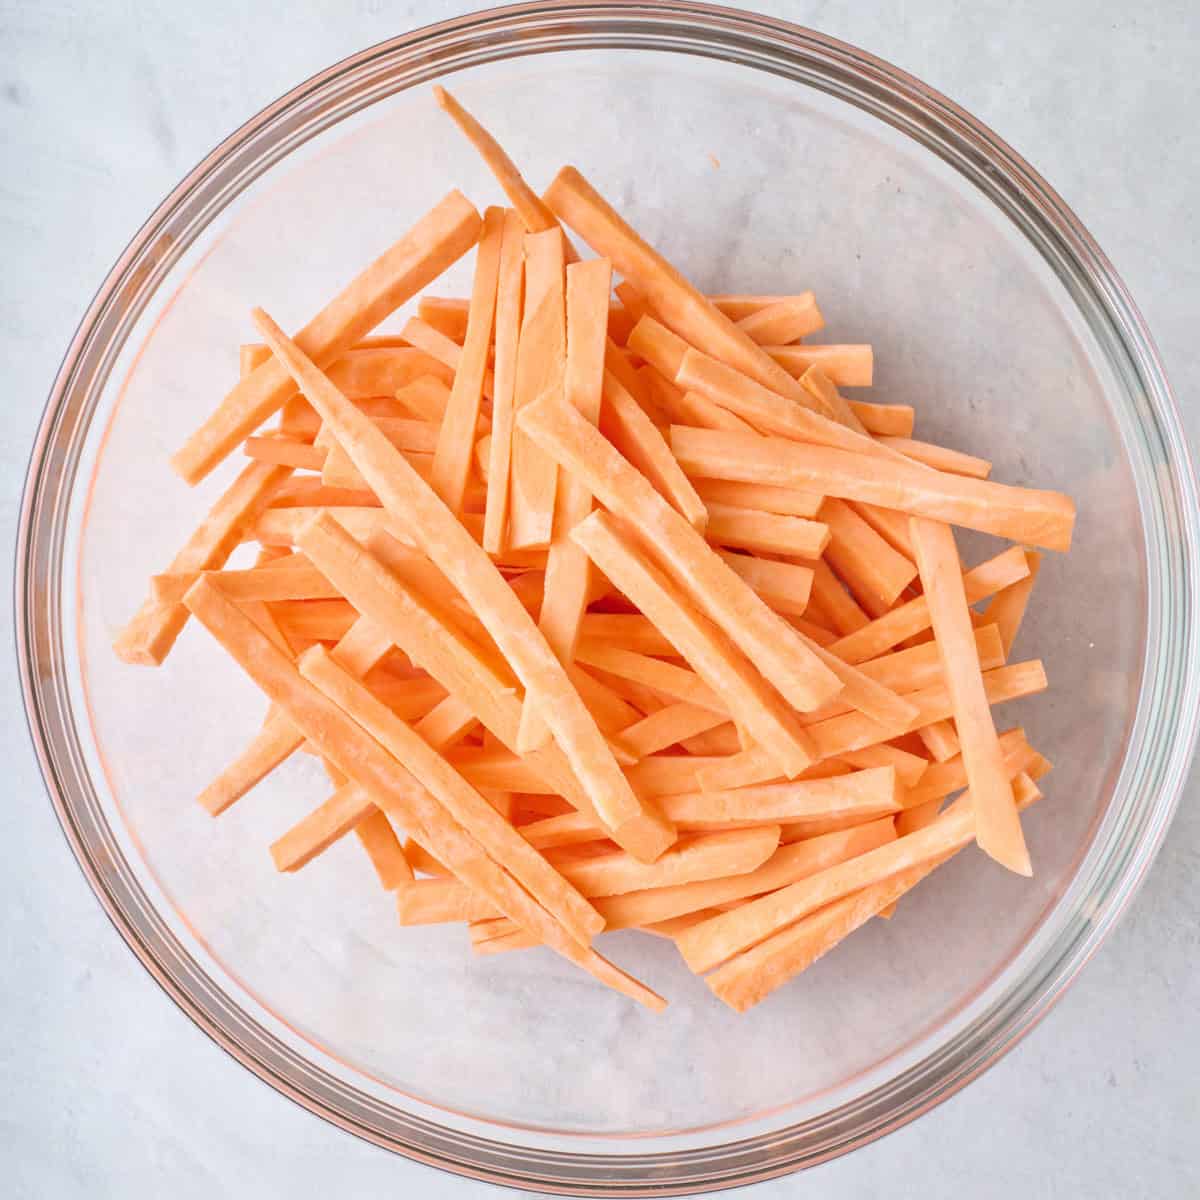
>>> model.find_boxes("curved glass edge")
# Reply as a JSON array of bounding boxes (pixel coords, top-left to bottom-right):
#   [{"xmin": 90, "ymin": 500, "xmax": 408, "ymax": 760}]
[{"xmin": 16, "ymin": 3, "xmax": 1200, "ymax": 1193}]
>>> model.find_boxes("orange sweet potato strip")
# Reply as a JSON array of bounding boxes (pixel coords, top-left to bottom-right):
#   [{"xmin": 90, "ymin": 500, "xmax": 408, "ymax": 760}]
[
  {"xmin": 595, "ymin": 818, "xmax": 895, "ymax": 931},
  {"xmin": 198, "ymin": 707, "xmax": 304, "ymax": 815},
  {"xmin": 251, "ymin": 310, "xmax": 674, "ymax": 861},
  {"xmin": 660, "ymin": 766, "xmax": 901, "ymax": 830},
  {"xmin": 707, "ymin": 774, "xmax": 1043, "ymax": 1010},
  {"xmin": 678, "ymin": 768, "xmax": 1036, "ymax": 975},
  {"xmin": 599, "ymin": 370, "xmax": 708, "ymax": 531},
  {"xmin": 900, "ymin": 727, "xmax": 1034, "ymax": 810},
  {"xmin": 351, "ymin": 807, "xmax": 414, "ymax": 890},
  {"xmin": 185, "ymin": 577, "xmax": 663, "ymax": 1007},
  {"xmin": 670, "ymin": 427, "xmax": 1076, "ymax": 552},
  {"xmin": 985, "ymin": 549, "xmax": 1043, "ymax": 656},
  {"xmin": 735, "ymin": 294, "xmax": 824, "ymax": 345},
  {"xmin": 612, "ymin": 702, "xmax": 728, "ymax": 759},
  {"xmin": 836, "ymin": 743, "xmax": 928, "ymax": 789},
  {"xmin": 152, "ymin": 560, "xmax": 337, "ymax": 606},
  {"xmin": 849, "ymin": 401, "xmax": 914, "ymax": 437},
  {"xmin": 640, "ymin": 363, "xmax": 758, "ymax": 435},
  {"xmin": 432, "ymin": 87, "xmax": 561, "ymax": 235},
  {"xmin": 692, "ymin": 478, "xmax": 823, "ymax": 519},
  {"xmin": 910, "ymin": 517, "xmax": 1031, "ymax": 875},
  {"xmin": 570, "ymin": 510, "xmax": 817, "ymax": 778},
  {"xmin": 878, "ymin": 436, "xmax": 991, "ymax": 479},
  {"xmin": 114, "ymin": 460, "xmax": 292, "ymax": 665},
  {"xmin": 543, "ymin": 167, "xmax": 849, "ymax": 422},
  {"xmin": 243, "ymin": 436, "xmax": 327, "ymax": 471},
  {"xmin": 765, "ymin": 344, "xmax": 874, "ymax": 388},
  {"xmin": 517, "ymin": 393, "xmax": 844, "ymax": 713},
  {"xmin": 704, "ymin": 502, "xmax": 830, "ymax": 559},
  {"xmin": 172, "ymin": 193, "xmax": 480, "ymax": 485},
  {"xmin": 713, "ymin": 550, "xmax": 813, "ymax": 617},
  {"xmin": 299, "ymin": 645, "xmax": 603, "ymax": 944},
  {"xmin": 507, "ymin": 229, "xmax": 568, "ymax": 550},
  {"xmin": 518, "ymin": 258, "xmax": 613, "ymax": 752},
  {"xmin": 431, "ymin": 206, "xmax": 506, "ymax": 512},
  {"xmin": 809, "ymin": 559, "xmax": 870, "ymax": 636},
  {"xmin": 829, "ymin": 545, "xmax": 1031, "ymax": 663},
  {"xmin": 819, "ymin": 497, "xmax": 919, "ymax": 616}
]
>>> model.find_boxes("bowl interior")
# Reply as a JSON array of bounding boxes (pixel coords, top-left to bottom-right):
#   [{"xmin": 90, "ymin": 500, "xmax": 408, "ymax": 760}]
[{"xmin": 71, "ymin": 46, "xmax": 1142, "ymax": 1143}]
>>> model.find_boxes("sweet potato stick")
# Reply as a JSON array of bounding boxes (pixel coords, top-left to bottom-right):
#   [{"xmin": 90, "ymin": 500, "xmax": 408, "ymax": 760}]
[
  {"xmin": 830, "ymin": 546, "xmax": 1031, "ymax": 663},
  {"xmin": 543, "ymin": 167, "xmax": 848, "ymax": 421},
  {"xmin": 678, "ymin": 768, "xmax": 1036, "ymax": 975},
  {"xmin": 432, "ymin": 86, "xmax": 560, "ymax": 235},
  {"xmin": 849, "ymin": 402, "xmax": 915, "ymax": 437},
  {"xmin": 244, "ymin": 437, "xmax": 326, "ymax": 471},
  {"xmin": 574, "ymin": 644, "xmax": 727, "ymax": 716},
  {"xmin": 736, "ymin": 294, "xmax": 824, "ymax": 345},
  {"xmin": 707, "ymin": 774, "xmax": 1043, "ymax": 1010},
  {"xmin": 571, "ymin": 510, "xmax": 817, "ymax": 777},
  {"xmin": 431, "ymin": 206, "xmax": 505, "ymax": 512},
  {"xmin": 352, "ymin": 809, "xmax": 413, "ymax": 890},
  {"xmin": 414, "ymin": 694, "xmax": 480, "ymax": 751},
  {"xmin": 669, "ymin": 427, "xmax": 1076, "ymax": 552},
  {"xmin": 152, "ymin": 562, "xmax": 334, "ymax": 606},
  {"xmin": 692, "ymin": 478, "xmax": 823, "ymax": 519},
  {"xmin": 837, "ymin": 743, "xmax": 928, "ymax": 789},
  {"xmin": 765, "ymin": 344, "xmax": 873, "ymax": 388},
  {"xmin": 172, "ymin": 193, "xmax": 480, "ymax": 484},
  {"xmin": 704, "ymin": 503, "xmax": 830, "ymax": 559},
  {"xmin": 251, "ymin": 309, "xmax": 674, "ymax": 861},
  {"xmin": 518, "ymin": 393, "xmax": 844, "ymax": 712},
  {"xmin": 805, "ymin": 560, "xmax": 869, "ymax": 636},
  {"xmin": 661, "ymin": 767, "xmax": 900, "ymax": 830},
  {"xmin": 247, "ymin": 348, "xmax": 453, "ymax": 405},
  {"xmin": 596, "ymin": 818, "xmax": 896, "ymax": 932},
  {"xmin": 819, "ymin": 497, "xmax": 919, "ymax": 615},
  {"xmin": 186, "ymin": 577, "xmax": 664, "ymax": 1006},
  {"xmin": 299, "ymin": 645, "xmax": 604, "ymax": 944},
  {"xmin": 600, "ymin": 371, "xmax": 708, "ymax": 531},
  {"xmin": 114, "ymin": 460, "xmax": 292, "ymax": 665},
  {"xmin": 197, "ymin": 708, "xmax": 302, "ymax": 815},
  {"xmin": 613, "ymin": 702, "xmax": 728, "ymax": 759},
  {"xmin": 910, "ymin": 517, "xmax": 1031, "ymax": 875},
  {"xmin": 878, "ymin": 437, "xmax": 991, "ymax": 479},
  {"xmin": 712, "ymin": 551, "xmax": 813, "ymax": 617},
  {"xmin": 400, "ymin": 317, "xmax": 496, "ymax": 399},
  {"xmin": 507, "ymin": 229, "xmax": 566, "ymax": 549},
  {"xmin": 985, "ymin": 550, "xmax": 1043, "ymax": 656},
  {"xmin": 518, "ymin": 258, "xmax": 612, "ymax": 752}
]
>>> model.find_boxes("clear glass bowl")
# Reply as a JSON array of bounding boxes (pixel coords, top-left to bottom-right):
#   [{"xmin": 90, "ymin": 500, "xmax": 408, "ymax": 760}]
[{"xmin": 17, "ymin": 3, "xmax": 1200, "ymax": 1193}]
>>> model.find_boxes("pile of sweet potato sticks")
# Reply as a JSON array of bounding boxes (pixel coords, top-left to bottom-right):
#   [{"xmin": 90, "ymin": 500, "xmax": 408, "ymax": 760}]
[{"xmin": 113, "ymin": 87, "xmax": 1072, "ymax": 1013}]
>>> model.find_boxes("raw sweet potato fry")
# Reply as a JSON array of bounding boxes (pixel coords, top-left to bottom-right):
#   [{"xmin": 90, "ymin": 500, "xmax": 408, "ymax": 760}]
[
  {"xmin": 735, "ymin": 294, "xmax": 824, "ymax": 345},
  {"xmin": 765, "ymin": 344, "xmax": 874, "ymax": 388},
  {"xmin": 985, "ymin": 549, "xmax": 1043, "ymax": 656},
  {"xmin": 669, "ymin": 427, "xmax": 1076, "ymax": 552}
]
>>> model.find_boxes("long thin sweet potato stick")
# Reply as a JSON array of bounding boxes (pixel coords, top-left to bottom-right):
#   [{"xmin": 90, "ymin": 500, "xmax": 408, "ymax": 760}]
[
  {"xmin": 985, "ymin": 549, "xmax": 1043, "ymax": 656},
  {"xmin": 298, "ymin": 645, "xmax": 603, "ymax": 943},
  {"xmin": 766, "ymin": 344, "xmax": 874, "ymax": 388},
  {"xmin": 613, "ymin": 702, "xmax": 728, "ymax": 759},
  {"xmin": 432, "ymin": 87, "xmax": 560, "ymax": 235},
  {"xmin": 849, "ymin": 401, "xmax": 914, "ymax": 437},
  {"xmin": 704, "ymin": 502, "xmax": 829, "ymax": 559},
  {"xmin": 574, "ymin": 644, "xmax": 727, "ymax": 716},
  {"xmin": 571, "ymin": 510, "xmax": 816, "ymax": 777},
  {"xmin": 819, "ymin": 497, "xmax": 918, "ymax": 615},
  {"xmin": 878, "ymin": 436, "xmax": 991, "ymax": 479},
  {"xmin": 517, "ymin": 391, "xmax": 844, "ymax": 712},
  {"xmin": 901, "ymin": 727, "xmax": 1034, "ymax": 810},
  {"xmin": 172, "ymin": 193, "xmax": 480, "ymax": 484},
  {"xmin": 400, "ymin": 317, "xmax": 496, "ymax": 400},
  {"xmin": 251, "ymin": 309, "xmax": 674, "ymax": 862},
  {"xmin": 706, "ymin": 774, "xmax": 1043, "ymax": 1010},
  {"xmin": 431, "ymin": 206, "xmax": 505, "ymax": 512},
  {"xmin": 152, "ymin": 561, "xmax": 339, "ymax": 606},
  {"xmin": 114, "ymin": 460, "xmax": 292, "ymax": 665},
  {"xmin": 243, "ymin": 437, "xmax": 326, "ymax": 471},
  {"xmin": 736, "ymin": 294, "xmax": 824, "ymax": 345},
  {"xmin": 669, "ymin": 427, "xmax": 1076, "ymax": 552},
  {"xmin": 910, "ymin": 517, "xmax": 1031, "ymax": 875},
  {"xmin": 518, "ymin": 257, "xmax": 612, "ymax": 753},
  {"xmin": 830, "ymin": 545, "xmax": 1031, "ymax": 663},
  {"xmin": 694, "ymin": 478, "xmax": 823, "ymax": 519},
  {"xmin": 184, "ymin": 577, "xmax": 663, "ymax": 1007}
]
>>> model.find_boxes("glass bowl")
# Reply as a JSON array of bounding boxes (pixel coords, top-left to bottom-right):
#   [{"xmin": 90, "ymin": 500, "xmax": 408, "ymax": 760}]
[{"xmin": 17, "ymin": 2, "xmax": 1200, "ymax": 1193}]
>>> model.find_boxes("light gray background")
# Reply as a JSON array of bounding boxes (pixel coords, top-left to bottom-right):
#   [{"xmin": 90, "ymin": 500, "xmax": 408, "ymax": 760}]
[{"xmin": 2, "ymin": 2, "xmax": 1196, "ymax": 1196}]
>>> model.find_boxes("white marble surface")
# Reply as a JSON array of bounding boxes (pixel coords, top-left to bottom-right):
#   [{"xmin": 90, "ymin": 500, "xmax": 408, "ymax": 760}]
[{"xmin": 2, "ymin": 1, "xmax": 1197, "ymax": 1196}]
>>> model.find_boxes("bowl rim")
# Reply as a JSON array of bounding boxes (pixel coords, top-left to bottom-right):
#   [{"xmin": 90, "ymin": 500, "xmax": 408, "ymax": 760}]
[{"xmin": 16, "ymin": 1, "xmax": 1200, "ymax": 1193}]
